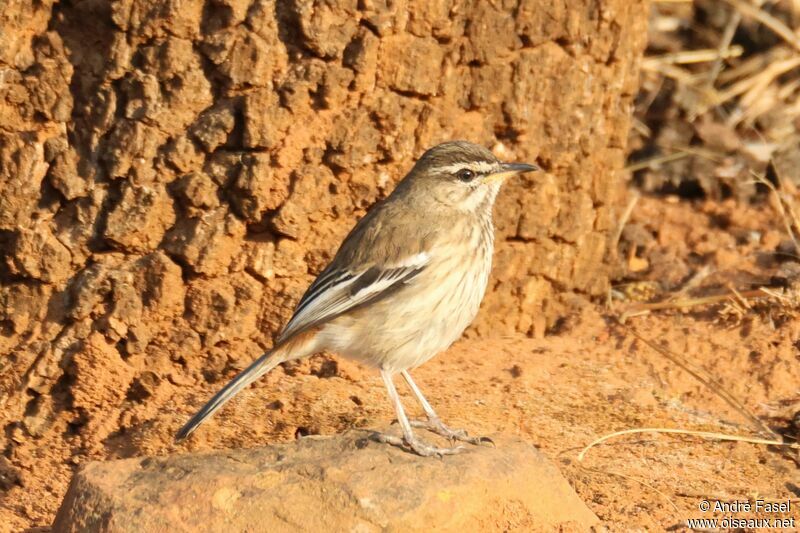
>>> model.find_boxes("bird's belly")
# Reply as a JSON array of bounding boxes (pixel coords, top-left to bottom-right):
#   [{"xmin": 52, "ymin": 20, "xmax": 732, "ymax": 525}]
[{"xmin": 319, "ymin": 253, "xmax": 491, "ymax": 372}]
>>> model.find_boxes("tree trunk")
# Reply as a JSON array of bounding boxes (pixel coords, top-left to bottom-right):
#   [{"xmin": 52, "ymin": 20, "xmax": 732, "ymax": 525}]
[{"xmin": 0, "ymin": 0, "xmax": 646, "ymax": 527}]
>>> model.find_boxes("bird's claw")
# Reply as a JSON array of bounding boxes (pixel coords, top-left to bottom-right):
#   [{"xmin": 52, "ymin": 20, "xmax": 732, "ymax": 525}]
[
  {"xmin": 477, "ymin": 435, "xmax": 496, "ymax": 447},
  {"xmin": 373, "ymin": 432, "xmax": 465, "ymax": 457},
  {"xmin": 410, "ymin": 417, "xmax": 491, "ymax": 447}
]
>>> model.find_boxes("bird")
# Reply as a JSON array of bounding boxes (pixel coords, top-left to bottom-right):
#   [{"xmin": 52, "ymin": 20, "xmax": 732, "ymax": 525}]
[{"xmin": 176, "ymin": 140, "xmax": 539, "ymax": 456}]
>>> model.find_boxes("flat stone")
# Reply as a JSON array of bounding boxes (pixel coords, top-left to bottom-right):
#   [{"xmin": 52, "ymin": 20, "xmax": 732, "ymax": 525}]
[{"xmin": 53, "ymin": 430, "xmax": 597, "ymax": 532}]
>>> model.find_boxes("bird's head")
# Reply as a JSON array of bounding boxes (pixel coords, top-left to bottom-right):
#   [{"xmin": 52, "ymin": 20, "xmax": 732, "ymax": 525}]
[{"xmin": 405, "ymin": 141, "xmax": 539, "ymax": 212}]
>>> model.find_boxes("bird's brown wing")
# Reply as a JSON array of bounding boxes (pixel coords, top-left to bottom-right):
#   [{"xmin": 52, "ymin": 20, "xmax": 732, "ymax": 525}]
[
  {"xmin": 276, "ymin": 198, "xmax": 435, "ymax": 343},
  {"xmin": 277, "ymin": 260, "xmax": 427, "ymax": 343}
]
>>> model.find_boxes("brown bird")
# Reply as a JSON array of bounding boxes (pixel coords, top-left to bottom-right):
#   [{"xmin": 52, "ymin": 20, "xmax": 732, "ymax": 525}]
[{"xmin": 177, "ymin": 141, "xmax": 538, "ymax": 456}]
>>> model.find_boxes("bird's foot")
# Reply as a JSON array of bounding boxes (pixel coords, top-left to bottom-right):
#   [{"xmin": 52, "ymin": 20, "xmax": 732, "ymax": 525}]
[
  {"xmin": 410, "ymin": 417, "xmax": 494, "ymax": 447},
  {"xmin": 374, "ymin": 432, "xmax": 465, "ymax": 457}
]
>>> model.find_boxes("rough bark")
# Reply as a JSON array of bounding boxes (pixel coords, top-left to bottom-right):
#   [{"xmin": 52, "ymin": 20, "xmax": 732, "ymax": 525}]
[{"xmin": 0, "ymin": 0, "xmax": 646, "ymax": 527}]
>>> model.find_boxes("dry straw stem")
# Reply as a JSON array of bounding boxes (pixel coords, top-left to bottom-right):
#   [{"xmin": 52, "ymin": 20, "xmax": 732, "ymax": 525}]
[
  {"xmin": 641, "ymin": 63, "xmax": 721, "ymax": 107},
  {"xmin": 645, "ymin": 0, "xmax": 800, "ymax": 125},
  {"xmin": 616, "ymin": 320, "xmax": 777, "ymax": 439},
  {"xmin": 578, "ymin": 427, "xmax": 798, "ymax": 463},
  {"xmin": 690, "ymin": 54, "xmax": 800, "ymax": 115},
  {"xmin": 707, "ymin": 9, "xmax": 742, "ymax": 86},
  {"xmin": 624, "ymin": 150, "xmax": 692, "ymax": 172},
  {"xmin": 717, "ymin": 45, "xmax": 794, "ymax": 86},
  {"xmin": 620, "ymin": 286, "xmax": 797, "ymax": 320},
  {"xmin": 638, "ymin": 144, "xmax": 800, "ymax": 257},
  {"xmin": 722, "ymin": 0, "xmax": 800, "ymax": 53},
  {"xmin": 641, "ymin": 46, "xmax": 744, "ymax": 70},
  {"xmin": 721, "ymin": 56, "xmax": 800, "ymax": 123},
  {"xmin": 610, "ymin": 191, "xmax": 640, "ymax": 262},
  {"xmin": 750, "ymin": 169, "xmax": 800, "ymax": 255},
  {"xmin": 624, "ymin": 144, "xmax": 719, "ymax": 176},
  {"xmin": 678, "ymin": 490, "xmax": 800, "ymax": 505},
  {"xmin": 631, "ymin": 116, "xmax": 653, "ymax": 137},
  {"xmin": 665, "ymin": 265, "xmax": 713, "ymax": 302},
  {"xmin": 715, "ymin": 0, "xmax": 800, "ymax": 123}
]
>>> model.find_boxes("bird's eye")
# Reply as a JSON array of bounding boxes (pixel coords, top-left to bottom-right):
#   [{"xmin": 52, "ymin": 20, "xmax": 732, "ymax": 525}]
[{"xmin": 456, "ymin": 169, "xmax": 475, "ymax": 182}]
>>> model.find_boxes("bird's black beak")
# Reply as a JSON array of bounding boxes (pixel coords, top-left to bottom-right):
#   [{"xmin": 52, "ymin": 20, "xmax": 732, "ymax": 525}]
[
  {"xmin": 482, "ymin": 162, "xmax": 540, "ymax": 184},
  {"xmin": 502, "ymin": 162, "xmax": 539, "ymax": 173}
]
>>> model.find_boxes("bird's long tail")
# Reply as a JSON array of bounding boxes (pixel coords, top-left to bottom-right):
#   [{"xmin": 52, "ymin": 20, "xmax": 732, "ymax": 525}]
[{"xmin": 175, "ymin": 350, "xmax": 284, "ymax": 441}]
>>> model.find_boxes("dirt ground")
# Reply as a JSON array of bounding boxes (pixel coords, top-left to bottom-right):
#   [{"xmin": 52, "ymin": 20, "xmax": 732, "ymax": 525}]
[{"xmin": 2, "ymin": 194, "xmax": 799, "ymax": 531}]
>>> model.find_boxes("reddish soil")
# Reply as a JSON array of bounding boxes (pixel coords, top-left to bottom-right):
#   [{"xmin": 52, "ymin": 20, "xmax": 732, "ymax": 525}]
[{"xmin": 3, "ymin": 194, "xmax": 799, "ymax": 530}]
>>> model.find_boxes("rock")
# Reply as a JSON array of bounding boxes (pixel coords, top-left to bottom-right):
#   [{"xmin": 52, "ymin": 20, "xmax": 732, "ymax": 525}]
[{"xmin": 53, "ymin": 431, "xmax": 597, "ymax": 532}]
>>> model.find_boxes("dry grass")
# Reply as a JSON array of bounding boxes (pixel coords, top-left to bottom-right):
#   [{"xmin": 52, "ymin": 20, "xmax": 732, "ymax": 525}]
[
  {"xmin": 633, "ymin": 0, "xmax": 800, "ymax": 199},
  {"xmin": 590, "ymin": 0, "xmax": 800, "ymax": 517},
  {"xmin": 578, "ymin": 427, "xmax": 798, "ymax": 463},
  {"xmin": 650, "ymin": 0, "xmax": 800, "ymax": 124},
  {"xmin": 616, "ymin": 319, "xmax": 778, "ymax": 438},
  {"xmin": 577, "ymin": 426, "xmax": 799, "ymax": 510},
  {"xmin": 620, "ymin": 285, "xmax": 800, "ymax": 321}
]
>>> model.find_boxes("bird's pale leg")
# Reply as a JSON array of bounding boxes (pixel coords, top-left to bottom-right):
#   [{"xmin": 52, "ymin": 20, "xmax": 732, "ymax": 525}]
[
  {"xmin": 374, "ymin": 369, "xmax": 464, "ymax": 457},
  {"xmin": 401, "ymin": 370, "xmax": 492, "ymax": 446}
]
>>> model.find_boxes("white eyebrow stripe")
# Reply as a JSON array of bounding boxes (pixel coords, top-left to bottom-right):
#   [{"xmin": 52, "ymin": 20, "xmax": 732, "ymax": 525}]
[{"xmin": 432, "ymin": 161, "xmax": 496, "ymax": 175}]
